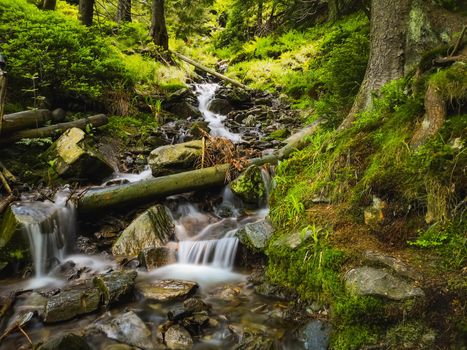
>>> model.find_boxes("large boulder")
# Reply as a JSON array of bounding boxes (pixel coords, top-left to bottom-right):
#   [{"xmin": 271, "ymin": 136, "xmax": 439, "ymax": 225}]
[
  {"xmin": 93, "ymin": 311, "xmax": 154, "ymax": 350},
  {"xmin": 93, "ymin": 270, "xmax": 137, "ymax": 305},
  {"xmin": 137, "ymin": 279, "xmax": 198, "ymax": 302},
  {"xmin": 236, "ymin": 218, "xmax": 274, "ymax": 251},
  {"xmin": 138, "ymin": 246, "xmax": 177, "ymax": 270},
  {"xmin": 112, "ymin": 205, "xmax": 174, "ymax": 258},
  {"xmin": 344, "ymin": 266, "xmax": 425, "ymax": 301},
  {"xmin": 44, "ymin": 127, "xmax": 114, "ymax": 183},
  {"xmin": 207, "ymin": 98, "xmax": 233, "ymax": 114},
  {"xmin": 148, "ymin": 140, "xmax": 203, "ymax": 177},
  {"xmin": 229, "ymin": 165, "xmax": 266, "ymax": 206}
]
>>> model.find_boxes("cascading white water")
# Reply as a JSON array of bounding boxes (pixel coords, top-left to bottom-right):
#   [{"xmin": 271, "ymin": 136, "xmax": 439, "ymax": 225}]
[
  {"xmin": 13, "ymin": 191, "xmax": 76, "ymax": 280},
  {"xmin": 195, "ymin": 83, "xmax": 243, "ymax": 143}
]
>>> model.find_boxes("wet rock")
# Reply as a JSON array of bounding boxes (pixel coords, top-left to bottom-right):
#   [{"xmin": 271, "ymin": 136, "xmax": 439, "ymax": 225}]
[
  {"xmin": 137, "ymin": 279, "xmax": 198, "ymax": 302},
  {"xmin": 94, "ymin": 311, "xmax": 154, "ymax": 350},
  {"xmin": 344, "ymin": 266, "xmax": 425, "ymax": 301},
  {"xmin": 207, "ymin": 98, "xmax": 233, "ymax": 114},
  {"xmin": 43, "ymin": 280, "xmax": 101, "ymax": 323},
  {"xmin": 189, "ymin": 121, "xmax": 210, "ymax": 139},
  {"xmin": 165, "ymin": 325, "xmax": 193, "ymax": 350},
  {"xmin": 297, "ymin": 320, "xmax": 331, "ymax": 350},
  {"xmin": 236, "ymin": 218, "xmax": 274, "ymax": 251},
  {"xmin": 37, "ymin": 333, "xmax": 91, "ymax": 350},
  {"xmin": 217, "ymin": 86, "xmax": 251, "ymax": 104},
  {"xmin": 112, "ymin": 205, "xmax": 174, "ymax": 258},
  {"xmin": 93, "ymin": 270, "xmax": 137, "ymax": 305},
  {"xmin": 44, "ymin": 127, "xmax": 114, "ymax": 183},
  {"xmin": 181, "ymin": 312, "xmax": 210, "ymax": 335},
  {"xmin": 139, "ymin": 246, "xmax": 177, "ymax": 270},
  {"xmin": 228, "ymin": 323, "xmax": 273, "ymax": 349},
  {"xmin": 165, "ymin": 101, "xmax": 202, "ymax": 120},
  {"xmin": 148, "ymin": 140, "xmax": 203, "ymax": 177},
  {"xmin": 0, "ymin": 205, "xmax": 32, "ymax": 266},
  {"xmin": 183, "ymin": 297, "xmax": 210, "ymax": 313},
  {"xmin": 229, "ymin": 165, "xmax": 266, "ymax": 206},
  {"xmin": 254, "ymin": 282, "xmax": 294, "ymax": 300}
]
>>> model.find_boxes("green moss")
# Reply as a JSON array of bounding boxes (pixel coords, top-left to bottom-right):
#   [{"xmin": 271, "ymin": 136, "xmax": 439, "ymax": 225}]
[
  {"xmin": 386, "ymin": 321, "xmax": 436, "ymax": 349},
  {"xmin": 331, "ymin": 325, "xmax": 380, "ymax": 350},
  {"xmin": 229, "ymin": 165, "xmax": 266, "ymax": 205}
]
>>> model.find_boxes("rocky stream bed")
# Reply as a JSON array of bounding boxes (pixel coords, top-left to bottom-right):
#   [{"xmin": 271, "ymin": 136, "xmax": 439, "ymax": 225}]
[{"xmin": 0, "ymin": 81, "xmax": 329, "ymax": 350}]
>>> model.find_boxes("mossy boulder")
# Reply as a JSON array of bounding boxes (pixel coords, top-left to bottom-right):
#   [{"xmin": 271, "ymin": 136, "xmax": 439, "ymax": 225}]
[
  {"xmin": 112, "ymin": 205, "xmax": 174, "ymax": 258},
  {"xmin": 148, "ymin": 140, "xmax": 203, "ymax": 177},
  {"xmin": 229, "ymin": 165, "xmax": 266, "ymax": 206},
  {"xmin": 0, "ymin": 204, "xmax": 30, "ymax": 266},
  {"xmin": 93, "ymin": 270, "xmax": 137, "ymax": 306},
  {"xmin": 44, "ymin": 127, "xmax": 114, "ymax": 183}
]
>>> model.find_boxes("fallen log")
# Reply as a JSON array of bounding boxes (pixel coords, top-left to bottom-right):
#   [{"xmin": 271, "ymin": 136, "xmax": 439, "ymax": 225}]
[
  {"xmin": 0, "ymin": 114, "xmax": 108, "ymax": 145},
  {"xmin": 78, "ymin": 121, "xmax": 321, "ymax": 214},
  {"xmin": 172, "ymin": 51, "xmax": 249, "ymax": 90},
  {"xmin": 1, "ymin": 108, "xmax": 65, "ymax": 134}
]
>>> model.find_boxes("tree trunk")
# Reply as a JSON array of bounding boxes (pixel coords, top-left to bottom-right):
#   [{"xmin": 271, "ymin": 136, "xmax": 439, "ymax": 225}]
[
  {"xmin": 0, "ymin": 114, "xmax": 108, "ymax": 145},
  {"xmin": 256, "ymin": 0, "xmax": 263, "ymax": 35},
  {"xmin": 151, "ymin": 0, "xmax": 169, "ymax": 50},
  {"xmin": 1, "ymin": 109, "xmax": 65, "ymax": 134},
  {"xmin": 339, "ymin": 0, "xmax": 466, "ymax": 130},
  {"xmin": 77, "ymin": 121, "xmax": 322, "ymax": 214},
  {"xmin": 79, "ymin": 0, "xmax": 95, "ymax": 26},
  {"xmin": 116, "ymin": 0, "xmax": 132, "ymax": 23},
  {"xmin": 42, "ymin": 0, "xmax": 57, "ymax": 10},
  {"xmin": 0, "ymin": 69, "xmax": 6, "ymax": 135}
]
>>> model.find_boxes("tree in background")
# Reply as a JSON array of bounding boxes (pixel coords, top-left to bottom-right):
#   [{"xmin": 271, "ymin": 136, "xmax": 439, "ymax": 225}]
[
  {"xmin": 117, "ymin": 0, "xmax": 131, "ymax": 23},
  {"xmin": 151, "ymin": 0, "xmax": 169, "ymax": 50},
  {"xmin": 41, "ymin": 0, "xmax": 57, "ymax": 10},
  {"xmin": 340, "ymin": 0, "xmax": 466, "ymax": 129},
  {"xmin": 79, "ymin": 0, "xmax": 95, "ymax": 26}
]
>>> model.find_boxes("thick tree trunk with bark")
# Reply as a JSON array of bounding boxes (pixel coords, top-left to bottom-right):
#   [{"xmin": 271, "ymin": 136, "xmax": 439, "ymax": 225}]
[
  {"xmin": 339, "ymin": 0, "xmax": 465, "ymax": 130},
  {"xmin": 151, "ymin": 0, "xmax": 169, "ymax": 50},
  {"xmin": 79, "ymin": 0, "xmax": 95, "ymax": 26},
  {"xmin": 116, "ymin": 0, "xmax": 132, "ymax": 23},
  {"xmin": 42, "ymin": 0, "xmax": 57, "ymax": 10}
]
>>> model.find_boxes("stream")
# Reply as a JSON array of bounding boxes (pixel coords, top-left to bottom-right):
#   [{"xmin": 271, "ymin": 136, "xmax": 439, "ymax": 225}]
[{"xmin": 0, "ymin": 83, "xmax": 314, "ymax": 350}]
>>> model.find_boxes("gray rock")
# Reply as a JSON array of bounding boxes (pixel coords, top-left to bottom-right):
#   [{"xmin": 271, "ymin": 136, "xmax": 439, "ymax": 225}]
[
  {"xmin": 236, "ymin": 218, "xmax": 274, "ymax": 251},
  {"xmin": 165, "ymin": 325, "xmax": 193, "ymax": 350},
  {"xmin": 364, "ymin": 250, "xmax": 422, "ymax": 280},
  {"xmin": 139, "ymin": 246, "xmax": 177, "ymax": 270},
  {"xmin": 95, "ymin": 311, "xmax": 154, "ymax": 350},
  {"xmin": 243, "ymin": 115, "xmax": 257, "ymax": 127},
  {"xmin": 207, "ymin": 98, "xmax": 232, "ymax": 114},
  {"xmin": 37, "ymin": 333, "xmax": 91, "ymax": 350},
  {"xmin": 148, "ymin": 140, "xmax": 203, "ymax": 177},
  {"xmin": 298, "ymin": 320, "xmax": 331, "ymax": 350},
  {"xmin": 165, "ymin": 101, "xmax": 202, "ymax": 119},
  {"xmin": 44, "ymin": 127, "xmax": 114, "ymax": 183},
  {"xmin": 229, "ymin": 165, "xmax": 266, "ymax": 206},
  {"xmin": 137, "ymin": 279, "xmax": 198, "ymax": 302},
  {"xmin": 344, "ymin": 266, "xmax": 425, "ymax": 301},
  {"xmin": 112, "ymin": 205, "xmax": 174, "ymax": 258}
]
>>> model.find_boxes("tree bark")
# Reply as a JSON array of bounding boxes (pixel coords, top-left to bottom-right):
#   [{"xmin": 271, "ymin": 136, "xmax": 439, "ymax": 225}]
[
  {"xmin": 1, "ymin": 109, "xmax": 65, "ymax": 134},
  {"xmin": 77, "ymin": 121, "xmax": 322, "ymax": 214},
  {"xmin": 151, "ymin": 0, "xmax": 169, "ymax": 50},
  {"xmin": 0, "ymin": 114, "xmax": 108, "ymax": 145},
  {"xmin": 256, "ymin": 0, "xmax": 263, "ymax": 35},
  {"xmin": 116, "ymin": 0, "xmax": 132, "ymax": 23},
  {"xmin": 42, "ymin": 0, "xmax": 57, "ymax": 10},
  {"xmin": 0, "ymin": 69, "xmax": 6, "ymax": 135},
  {"xmin": 339, "ymin": 0, "xmax": 466, "ymax": 130},
  {"xmin": 79, "ymin": 0, "xmax": 95, "ymax": 26}
]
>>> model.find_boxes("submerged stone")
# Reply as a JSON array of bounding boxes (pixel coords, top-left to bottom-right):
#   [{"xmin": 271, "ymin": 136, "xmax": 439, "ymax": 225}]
[
  {"xmin": 229, "ymin": 165, "xmax": 266, "ymax": 206},
  {"xmin": 344, "ymin": 266, "xmax": 425, "ymax": 301},
  {"xmin": 298, "ymin": 320, "xmax": 331, "ymax": 350},
  {"xmin": 148, "ymin": 140, "xmax": 203, "ymax": 177},
  {"xmin": 236, "ymin": 218, "xmax": 274, "ymax": 251},
  {"xmin": 44, "ymin": 127, "xmax": 114, "ymax": 183},
  {"xmin": 137, "ymin": 279, "xmax": 198, "ymax": 302},
  {"xmin": 165, "ymin": 325, "xmax": 193, "ymax": 350},
  {"xmin": 94, "ymin": 311, "xmax": 154, "ymax": 350},
  {"xmin": 37, "ymin": 333, "xmax": 91, "ymax": 350},
  {"xmin": 112, "ymin": 205, "xmax": 174, "ymax": 258}
]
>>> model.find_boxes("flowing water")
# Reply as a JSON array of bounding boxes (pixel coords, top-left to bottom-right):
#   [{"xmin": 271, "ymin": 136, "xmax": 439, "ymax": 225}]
[{"xmin": 0, "ymin": 83, "xmax": 308, "ymax": 349}]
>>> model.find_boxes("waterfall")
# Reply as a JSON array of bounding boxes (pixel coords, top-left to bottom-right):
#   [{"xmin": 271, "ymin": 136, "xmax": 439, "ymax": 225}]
[
  {"xmin": 13, "ymin": 191, "xmax": 76, "ymax": 279},
  {"xmin": 194, "ymin": 83, "xmax": 242, "ymax": 143}
]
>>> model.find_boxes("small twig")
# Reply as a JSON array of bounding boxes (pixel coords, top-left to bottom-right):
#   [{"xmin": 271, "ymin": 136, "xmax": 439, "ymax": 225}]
[
  {"xmin": 450, "ymin": 25, "xmax": 467, "ymax": 57},
  {"xmin": 18, "ymin": 326, "xmax": 32, "ymax": 345}
]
